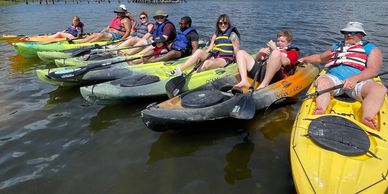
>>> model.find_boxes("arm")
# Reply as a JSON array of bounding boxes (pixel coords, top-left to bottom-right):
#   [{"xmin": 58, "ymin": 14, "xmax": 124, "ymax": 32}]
[
  {"xmin": 345, "ymin": 47, "xmax": 383, "ymax": 85},
  {"xmin": 230, "ymin": 32, "xmax": 240, "ymax": 54},
  {"xmin": 299, "ymin": 47, "xmax": 332, "ymax": 65},
  {"xmin": 143, "ymin": 23, "xmax": 154, "ymax": 40},
  {"xmin": 205, "ymin": 34, "xmax": 216, "ymax": 53},
  {"xmin": 121, "ymin": 18, "xmax": 131, "ymax": 40},
  {"xmin": 162, "ymin": 23, "xmax": 175, "ymax": 42},
  {"xmin": 126, "ymin": 12, "xmax": 137, "ymax": 32}
]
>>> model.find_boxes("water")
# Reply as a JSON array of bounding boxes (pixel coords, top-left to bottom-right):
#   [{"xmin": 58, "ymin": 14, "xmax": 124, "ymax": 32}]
[{"xmin": 0, "ymin": 0, "xmax": 388, "ymax": 193}]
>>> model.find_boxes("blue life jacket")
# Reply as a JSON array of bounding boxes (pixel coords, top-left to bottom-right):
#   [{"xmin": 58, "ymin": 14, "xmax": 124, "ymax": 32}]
[
  {"xmin": 153, "ymin": 19, "xmax": 176, "ymax": 42},
  {"xmin": 210, "ymin": 26, "xmax": 239, "ymax": 57},
  {"xmin": 171, "ymin": 27, "xmax": 197, "ymax": 53},
  {"xmin": 66, "ymin": 22, "xmax": 84, "ymax": 37}
]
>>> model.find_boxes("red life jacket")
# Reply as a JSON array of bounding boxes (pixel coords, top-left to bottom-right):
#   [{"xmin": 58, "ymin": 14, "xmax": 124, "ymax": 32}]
[
  {"xmin": 325, "ymin": 41, "xmax": 368, "ymax": 70},
  {"xmin": 109, "ymin": 17, "xmax": 125, "ymax": 32},
  {"xmin": 152, "ymin": 44, "xmax": 169, "ymax": 58}
]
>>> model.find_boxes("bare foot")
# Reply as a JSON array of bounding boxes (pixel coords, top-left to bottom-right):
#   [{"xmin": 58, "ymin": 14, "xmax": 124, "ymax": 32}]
[
  {"xmin": 234, "ymin": 80, "xmax": 250, "ymax": 88},
  {"xmin": 256, "ymin": 84, "xmax": 268, "ymax": 90},
  {"xmin": 361, "ymin": 116, "xmax": 378, "ymax": 130},
  {"xmin": 313, "ymin": 106, "xmax": 325, "ymax": 115}
]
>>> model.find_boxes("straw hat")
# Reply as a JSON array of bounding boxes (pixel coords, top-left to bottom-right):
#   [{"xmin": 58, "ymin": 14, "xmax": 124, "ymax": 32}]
[
  {"xmin": 340, "ymin": 22, "xmax": 367, "ymax": 36},
  {"xmin": 153, "ymin": 10, "xmax": 168, "ymax": 19}
]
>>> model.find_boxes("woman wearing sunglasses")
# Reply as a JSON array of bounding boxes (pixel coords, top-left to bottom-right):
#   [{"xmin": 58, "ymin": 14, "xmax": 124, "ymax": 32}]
[
  {"xmin": 115, "ymin": 11, "xmax": 154, "ymax": 52},
  {"xmin": 171, "ymin": 14, "xmax": 240, "ymax": 75},
  {"xmin": 299, "ymin": 22, "xmax": 386, "ymax": 129}
]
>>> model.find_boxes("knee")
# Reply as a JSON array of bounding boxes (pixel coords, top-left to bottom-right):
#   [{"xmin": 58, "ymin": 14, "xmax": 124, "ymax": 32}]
[
  {"xmin": 316, "ymin": 77, "xmax": 334, "ymax": 88},
  {"xmin": 373, "ymin": 84, "xmax": 388, "ymax": 95},
  {"xmin": 236, "ymin": 50, "xmax": 248, "ymax": 58},
  {"xmin": 201, "ymin": 60, "xmax": 212, "ymax": 70}
]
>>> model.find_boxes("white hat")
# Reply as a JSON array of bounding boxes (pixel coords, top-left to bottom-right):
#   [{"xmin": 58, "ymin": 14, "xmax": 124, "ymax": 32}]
[{"xmin": 340, "ymin": 22, "xmax": 367, "ymax": 36}]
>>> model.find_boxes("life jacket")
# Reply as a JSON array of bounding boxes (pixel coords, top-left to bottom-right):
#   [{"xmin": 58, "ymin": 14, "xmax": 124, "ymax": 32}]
[
  {"xmin": 171, "ymin": 27, "xmax": 197, "ymax": 53},
  {"xmin": 210, "ymin": 26, "xmax": 239, "ymax": 58},
  {"xmin": 109, "ymin": 17, "xmax": 126, "ymax": 32},
  {"xmin": 66, "ymin": 22, "xmax": 84, "ymax": 37},
  {"xmin": 153, "ymin": 19, "xmax": 176, "ymax": 42},
  {"xmin": 153, "ymin": 44, "xmax": 169, "ymax": 58},
  {"xmin": 132, "ymin": 22, "xmax": 151, "ymax": 38},
  {"xmin": 325, "ymin": 41, "xmax": 369, "ymax": 70}
]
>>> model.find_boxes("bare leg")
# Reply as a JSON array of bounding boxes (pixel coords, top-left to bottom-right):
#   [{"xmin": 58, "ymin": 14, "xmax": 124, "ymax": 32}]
[
  {"xmin": 199, "ymin": 58, "xmax": 226, "ymax": 71},
  {"xmin": 77, "ymin": 33, "xmax": 111, "ymax": 43},
  {"xmin": 124, "ymin": 38, "xmax": 149, "ymax": 55},
  {"xmin": 313, "ymin": 76, "xmax": 335, "ymax": 115},
  {"xmin": 179, "ymin": 49, "xmax": 209, "ymax": 71},
  {"xmin": 234, "ymin": 50, "xmax": 255, "ymax": 88},
  {"xmin": 360, "ymin": 82, "xmax": 387, "ymax": 129},
  {"xmin": 149, "ymin": 50, "xmax": 182, "ymax": 63},
  {"xmin": 257, "ymin": 50, "xmax": 283, "ymax": 89}
]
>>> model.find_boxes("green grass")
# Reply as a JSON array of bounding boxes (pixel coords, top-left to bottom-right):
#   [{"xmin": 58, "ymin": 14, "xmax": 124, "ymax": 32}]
[{"xmin": 0, "ymin": 0, "xmax": 21, "ymax": 6}]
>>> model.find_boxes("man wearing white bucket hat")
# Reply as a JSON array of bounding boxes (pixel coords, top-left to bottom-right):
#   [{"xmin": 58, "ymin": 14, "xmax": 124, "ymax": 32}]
[{"xmin": 299, "ymin": 22, "xmax": 387, "ymax": 129}]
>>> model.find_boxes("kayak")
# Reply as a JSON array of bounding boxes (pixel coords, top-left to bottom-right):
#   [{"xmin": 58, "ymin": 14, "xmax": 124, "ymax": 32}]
[
  {"xmin": 49, "ymin": 39, "xmax": 209, "ymax": 66},
  {"xmin": 54, "ymin": 54, "xmax": 142, "ymax": 67},
  {"xmin": 2, "ymin": 34, "xmax": 65, "ymax": 44},
  {"xmin": 13, "ymin": 40, "xmax": 107, "ymax": 58},
  {"xmin": 80, "ymin": 63, "xmax": 238, "ymax": 104},
  {"xmin": 141, "ymin": 62, "xmax": 319, "ymax": 132},
  {"xmin": 35, "ymin": 56, "xmax": 188, "ymax": 87},
  {"xmin": 290, "ymin": 74, "xmax": 388, "ymax": 193}
]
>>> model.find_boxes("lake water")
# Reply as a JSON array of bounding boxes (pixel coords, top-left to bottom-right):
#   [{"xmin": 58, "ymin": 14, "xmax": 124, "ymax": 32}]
[{"xmin": 0, "ymin": 0, "xmax": 387, "ymax": 193}]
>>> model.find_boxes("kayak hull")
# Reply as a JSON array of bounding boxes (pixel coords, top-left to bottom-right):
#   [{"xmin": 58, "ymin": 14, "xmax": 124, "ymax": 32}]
[
  {"xmin": 80, "ymin": 63, "xmax": 238, "ymax": 104},
  {"xmin": 290, "ymin": 74, "xmax": 388, "ymax": 193},
  {"xmin": 141, "ymin": 63, "xmax": 319, "ymax": 132}
]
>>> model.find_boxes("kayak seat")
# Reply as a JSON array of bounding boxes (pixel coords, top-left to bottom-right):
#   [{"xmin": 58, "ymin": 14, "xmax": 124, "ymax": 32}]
[
  {"xmin": 111, "ymin": 74, "xmax": 160, "ymax": 87},
  {"xmin": 181, "ymin": 90, "xmax": 224, "ymax": 108},
  {"xmin": 308, "ymin": 115, "xmax": 370, "ymax": 156}
]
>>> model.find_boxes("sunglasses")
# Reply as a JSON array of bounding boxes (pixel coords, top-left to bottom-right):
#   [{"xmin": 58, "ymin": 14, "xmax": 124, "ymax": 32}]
[
  {"xmin": 218, "ymin": 22, "xmax": 228, "ymax": 26},
  {"xmin": 139, "ymin": 16, "xmax": 147, "ymax": 20},
  {"xmin": 342, "ymin": 31, "xmax": 359, "ymax": 36},
  {"xmin": 155, "ymin": 16, "xmax": 165, "ymax": 20}
]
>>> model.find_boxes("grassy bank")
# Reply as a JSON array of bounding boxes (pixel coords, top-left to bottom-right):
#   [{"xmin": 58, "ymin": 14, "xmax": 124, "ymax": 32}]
[{"xmin": 0, "ymin": 0, "xmax": 21, "ymax": 5}]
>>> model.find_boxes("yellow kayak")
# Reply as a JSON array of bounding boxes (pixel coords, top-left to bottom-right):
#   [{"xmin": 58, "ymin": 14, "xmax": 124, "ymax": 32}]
[
  {"xmin": 290, "ymin": 75, "xmax": 388, "ymax": 193},
  {"xmin": 2, "ymin": 34, "xmax": 65, "ymax": 44}
]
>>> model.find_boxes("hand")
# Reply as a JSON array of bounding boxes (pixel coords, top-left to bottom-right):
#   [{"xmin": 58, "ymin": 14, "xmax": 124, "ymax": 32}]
[
  {"xmin": 267, "ymin": 40, "xmax": 277, "ymax": 50},
  {"xmin": 343, "ymin": 77, "xmax": 358, "ymax": 90}
]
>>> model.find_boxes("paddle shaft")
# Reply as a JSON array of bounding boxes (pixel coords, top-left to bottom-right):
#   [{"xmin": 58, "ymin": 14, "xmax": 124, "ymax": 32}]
[
  {"xmin": 90, "ymin": 43, "xmax": 152, "ymax": 54},
  {"xmin": 303, "ymin": 70, "xmax": 388, "ymax": 99}
]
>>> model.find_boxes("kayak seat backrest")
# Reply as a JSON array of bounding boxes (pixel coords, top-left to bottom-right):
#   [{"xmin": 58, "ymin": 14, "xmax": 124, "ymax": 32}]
[{"xmin": 181, "ymin": 90, "xmax": 224, "ymax": 108}]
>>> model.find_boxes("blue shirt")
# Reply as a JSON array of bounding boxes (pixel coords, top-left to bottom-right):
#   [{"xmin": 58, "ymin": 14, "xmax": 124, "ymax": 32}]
[{"xmin": 328, "ymin": 42, "xmax": 377, "ymax": 80}]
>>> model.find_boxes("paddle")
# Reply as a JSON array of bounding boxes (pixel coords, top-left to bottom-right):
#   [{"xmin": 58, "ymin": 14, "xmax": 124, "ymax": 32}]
[
  {"xmin": 89, "ymin": 43, "xmax": 152, "ymax": 54},
  {"xmin": 165, "ymin": 53, "xmax": 213, "ymax": 98},
  {"xmin": 230, "ymin": 59, "xmax": 268, "ymax": 120},
  {"xmin": 47, "ymin": 51, "xmax": 167, "ymax": 82},
  {"xmin": 66, "ymin": 39, "xmax": 125, "ymax": 57}
]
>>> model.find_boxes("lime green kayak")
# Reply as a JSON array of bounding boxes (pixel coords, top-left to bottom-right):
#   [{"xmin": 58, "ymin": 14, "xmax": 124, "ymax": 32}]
[
  {"xmin": 36, "ymin": 56, "xmax": 189, "ymax": 86},
  {"xmin": 13, "ymin": 39, "xmax": 107, "ymax": 58},
  {"xmin": 53, "ymin": 54, "xmax": 141, "ymax": 67}
]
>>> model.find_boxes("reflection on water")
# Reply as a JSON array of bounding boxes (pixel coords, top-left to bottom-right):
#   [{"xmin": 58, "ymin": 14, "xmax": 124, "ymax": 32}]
[{"xmin": 224, "ymin": 136, "xmax": 254, "ymax": 184}]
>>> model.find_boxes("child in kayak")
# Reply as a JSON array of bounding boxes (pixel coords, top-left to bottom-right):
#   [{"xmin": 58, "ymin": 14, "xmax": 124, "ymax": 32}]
[
  {"xmin": 128, "ymin": 36, "xmax": 169, "ymax": 64},
  {"xmin": 49, "ymin": 16, "xmax": 84, "ymax": 39},
  {"xmin": 234, "ymin": 30, "xmax": 299, "ymax": 89}
]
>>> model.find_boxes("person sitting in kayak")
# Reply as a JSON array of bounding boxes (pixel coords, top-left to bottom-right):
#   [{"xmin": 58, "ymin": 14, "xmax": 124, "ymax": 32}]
[
  {"xmin": 234, "ymin": 30, "xmax": 299, "ymax": 89},
  {"xmin": 112, "ymin": 11, "xmax": 154, "ymax": 50},
  {"xmin": 121, "ymin": 10, "xmax": 176, "ymax": 56},
  {"xmin": 169, "ymin": 14, "xmax": 240, "ymax": 76},
  {"xmin": 141, "ymin": 16, "xmax": 199, "ymax": 64},
  {"xmin": 299, "ymin": 22, "xmax": 387, "ymax": 129},
  {"xmin": 76, "ymin": 5, "xmax": 133, "ymax": 44},
  {"xmin": 48, "ymin": 16, "xmax": 84, "ymax": 39},
  {"xmin": 129, "ymin": 36, "xmax": 169, "ymax": 64}
]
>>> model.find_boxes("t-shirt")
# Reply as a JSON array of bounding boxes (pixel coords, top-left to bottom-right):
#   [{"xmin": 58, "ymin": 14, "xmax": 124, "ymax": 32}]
[{"xmin": 150, "ymin": 23, "xmax": 176, "ymax": 42}]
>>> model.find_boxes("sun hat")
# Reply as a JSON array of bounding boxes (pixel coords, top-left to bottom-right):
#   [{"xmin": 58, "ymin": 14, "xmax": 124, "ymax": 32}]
[
  {"xmin": 114, "ymin": 5, "xmax": 127, "ymax": 13},
  {"xmin": 152, "ymin": 36, "xmax": 167, "ymax": 46},
  {"xmin": 153, "ymin": 10, "xmax": 168, "ymax": 19},
  {"xmin": 340, "ymin": 22, "xmax": 367, "ymax": 36}
]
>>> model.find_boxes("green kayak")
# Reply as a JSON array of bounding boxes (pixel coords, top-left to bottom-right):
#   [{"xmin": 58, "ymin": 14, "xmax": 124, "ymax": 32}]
[
  {"xmin": 80, "ymin": 63, "xmax": 238, "ymax": 104},
  {"xmin": 13, "ymin": 39, "xmax": 107, "ymax": 58},
  {"xmin": 35, "ymin": 56, "xmax": 189, "ymax": 86},
  {"xmin": 54, "ymin": 54, "xmax": 141, "ymax": 67}
]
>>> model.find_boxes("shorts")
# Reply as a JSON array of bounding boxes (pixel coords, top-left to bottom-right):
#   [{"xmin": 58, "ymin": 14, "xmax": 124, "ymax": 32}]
[
  {"xmin": 103, "ymin": 32, "xmax": 123, "ymax": 41},
  {"xmin": 213, "ymin": 53, "xmax": 235, "ymax": 66},
  {"xmin": 315, "ymin": 74, "xmax": 372, "ymax": 101},
  {"xmin": 248, "ymin": 61, "xmax": 283, "ymax": 83}
]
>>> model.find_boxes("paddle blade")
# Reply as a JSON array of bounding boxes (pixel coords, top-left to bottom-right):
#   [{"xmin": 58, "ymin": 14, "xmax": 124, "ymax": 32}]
[
  {"xmin": 165, "ymin": 75, "xmax": 186, "ymax": 98},
  {"xmin": 230, "ymin": 94, "xmax": 256, "ymax": 120}
]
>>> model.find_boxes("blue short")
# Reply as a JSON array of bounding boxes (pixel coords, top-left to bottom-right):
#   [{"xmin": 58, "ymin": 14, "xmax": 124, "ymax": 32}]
[{"xmin": 103, "ymin": 32, "xmax": 123, "ymax": 41}]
